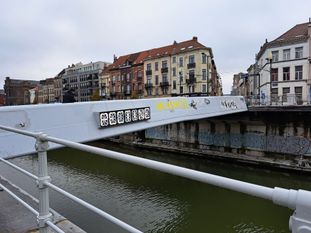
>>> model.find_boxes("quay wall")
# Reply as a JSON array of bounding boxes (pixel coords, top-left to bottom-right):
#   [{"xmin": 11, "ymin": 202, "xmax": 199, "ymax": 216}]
[{"xmin": 119, "ymin": 107, "xmax": 311, "ymax": 171}]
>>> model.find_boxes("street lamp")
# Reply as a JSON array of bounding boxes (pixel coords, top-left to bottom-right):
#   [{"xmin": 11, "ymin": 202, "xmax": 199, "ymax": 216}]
[
  {"xmin": 201, "ymin": 52, "xmax": 210, "ymax": 96},
  {"xmin": 179, "ymin": 71, "xmax": 182, "ymax": 96},
  {"xmin": 266, "ymin": 52, "xmax": 273, "ymax": 105}
]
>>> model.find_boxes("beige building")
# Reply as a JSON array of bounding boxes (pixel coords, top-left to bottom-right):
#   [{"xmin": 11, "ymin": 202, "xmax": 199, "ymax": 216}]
[
  {"xmin": 144, "ymin": 37, "xmax": 219, "ymax": 97},
  {"xmin": 38, "ymin": 78, "xmax": 56, "ymax": 104}
]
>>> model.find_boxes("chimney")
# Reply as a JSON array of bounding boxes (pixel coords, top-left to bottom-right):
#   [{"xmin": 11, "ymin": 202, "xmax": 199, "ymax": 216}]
[
  {"xmin": 173, "ymin": 40, "xmax": 177, "ymax": 45},
  {"xmin": 193, "ymin": 36, "xmax": 198, "ymax": 41},
  {"xmin": 113, "ymin": 54, "xmax": 117, "ymax": 62},
  {"xmin": 265, "ymin": 38, "xmax": 268, "ymax": 43}
]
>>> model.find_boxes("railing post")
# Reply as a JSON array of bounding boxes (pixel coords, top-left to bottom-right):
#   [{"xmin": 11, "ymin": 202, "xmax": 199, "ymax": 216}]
[{"xmin": 35, "ymin": 133, "xmax": 52, "ymax": 233}]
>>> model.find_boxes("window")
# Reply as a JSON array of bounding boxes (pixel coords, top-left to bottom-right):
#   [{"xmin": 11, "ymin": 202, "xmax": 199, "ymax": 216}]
[
  {"xmin": 147, "ymin": 88, "xmax": 152, "ymax": 96},
  {"xmin": 202, "ymin": 54, "xmax": 207, "ymax": 64},
  {"xmin": 162, "ymin": 60, "xmax": 167, "ymax": 68},
  {"xmin": 282, "ymin": 87, "xmax": 290, "ymax": 102},
  {"xmin": 180, "ymin": 86, "xmax": 183, "ymax": 94},
  {"xmin": 283, "ymin": 49, "xmax": 290, "ymax": 60},
  {"xmin": 295, "ymin": 66, "xmax": 303, "ymax": 80},
  {"xmin": 271, "ymin": 88, "xmax": 278, "ymax": 102},
  {"xmin": 202, "ymin": 69, "xmax": 207, "ymax": 80},
  {"xmin": 189, "ymin": 69, "xmax": 195, "ymax": 79},
  {"xmin": 173, "ymin": 80, "xmax": 176, "ymax": 89},
  {"xmin": 271, "ymin": 68, "xmax": 278, "ymax": 82},
  {"xmin": 147, "ymin": 76, "xmax": 152, "ymax": 84},
  {"xmin": 295, "ymin": 47, "xmax": 303, "ymax": 59},
  {"xmin": 147, "ymin": 63, "xmax": 151, "ymax": 71},
  {"xmin": 202, "ymin": 84, "xmax": 207, "ymax": 93},
  {"xmin": 173, "ymin": 67, "xmax": 176, "ymax": 77},
  {"xmin": 155, "ymin": 75, "xmax": 159, "ymax": 85},
  {"xmin": 155, "ymin": 62, "xmax": 158, "ymax": 71},
  {"xmin": 189, "ymin": 55, "xmax": 195, "ymax": 64},
  {"xmin": 272, "ymin": 51, "xmax": 279, "ymax": 62},
  {"xmin": 172, "ymin": 56, "xmax": 176, "ymax": 63},
  {"xmin": 162, "ymin": 73, "xmax": 168, "ymax": 83},
  {"xmin": 283, "ymin": 67, "xmax": 290, "ymax": 81},
  {"xmin": 179, "ymin": 71, "xmax": 183, "ymax": 82},
  {"xmin": 179, "ymin": 57, "xmax": 184, "ymax": 67},
  {"xmin": 295, "ymin": 87, "xmax": 303, "ymax": 105}
]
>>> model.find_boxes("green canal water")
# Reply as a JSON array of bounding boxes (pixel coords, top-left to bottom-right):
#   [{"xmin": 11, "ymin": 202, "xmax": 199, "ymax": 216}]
[{"xmin": 2, "ymin": 140, "xmax": 311, "ymax": 233}]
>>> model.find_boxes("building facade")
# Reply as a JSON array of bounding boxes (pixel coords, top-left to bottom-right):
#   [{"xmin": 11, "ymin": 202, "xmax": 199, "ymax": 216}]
[
  {"xmin": 255, "ymin": 21, "xmax": 311, "ymax": 105},
  {"xmin": 231, "ymin": 72, "xmax": 249, "ymax": 98},
  {"xmin": 102, "ymin": 37, "xmax": 222, "ymax": 100},
  {"xmin": 144, "ymin": 37, "xmax": 220, "ymax": 97},
  {"xmin": 37, "ymin": 78, "xmax": 56, "ymax": 104},
  {"xmin": 60, "ymin": 61, "xmax": 110, "ymax": 102},
  {"xmin": 4, "ymin": 77, "xmax": 39, "ymax": 105},
  {"xmin": 0, "ymin": 89, "xmax": 5, "ymax": 106}
]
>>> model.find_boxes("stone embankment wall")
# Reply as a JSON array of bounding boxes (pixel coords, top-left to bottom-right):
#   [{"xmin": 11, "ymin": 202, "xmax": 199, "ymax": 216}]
[{"xmin": 121, "ymin": 107, "xmax": 311, "ymax": 171}]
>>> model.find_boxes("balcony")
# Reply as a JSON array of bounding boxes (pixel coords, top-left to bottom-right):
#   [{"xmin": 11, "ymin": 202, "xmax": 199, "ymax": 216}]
[
  {"xmin": 123, "ymin": 89, "xmax": 132, "ymax": 95},
  {"xmin": 146, "ymin": 70, "xmax": 152, "ymax": 76},
  {"xmin": 161, "ymin": 67, "xmax": 168, "ymax": 73},
  {"xmin": 160, "ymin": 81, "xmax": 170, "ymax": 87},
  {"xmin": 137, "ymin": 75, "xmax": 143, "ymax": 81},
  {"xmin": 187, "ymin": 63, "xmax": 196, "ymax": 69},
  {"xmin": 137, "ymin": 89, "xmax": 144, "ymax": 94},
  {"xmin": 186, "ymin": 78, "xmax": 196, "ymax": 85},
  {"xmin": 145, "ymin": 83, "xmax": 153, "ymax": 89}
]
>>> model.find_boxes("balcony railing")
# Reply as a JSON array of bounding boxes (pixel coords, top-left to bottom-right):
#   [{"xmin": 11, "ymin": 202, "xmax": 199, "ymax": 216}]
[
  {"xmin": 186, "ymin": 78, "xmax": 196, "ymax": 85},
  {"xmin": 187, "ymin": 63, "xmax": 196, "ymax": 69},
  {"xmin": 146, "ymin": 70, "xmax": 152, "ymax": 76},
  {"xmin": 161, "ymin": 67, "xmax": 168, "ymax": 73},
  {"xmin": 123, "ymin": 89, "xmax": 132, "ymax": 95},
  {"xmin": 137, "ymin": 75, "xmax": 143, "ymax": 81},
  {"xmin": 160, "ymin": 81, "xmax": 170, "ymax": 87},
  {"xmin": 145, "ymin": 83, "xmax": 153, "ymax": 89}
]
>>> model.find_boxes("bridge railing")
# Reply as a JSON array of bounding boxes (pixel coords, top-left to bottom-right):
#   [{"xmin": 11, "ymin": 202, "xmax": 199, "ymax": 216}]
[{"xmin": 0, "ymin": 124, "xmax": 311, "ymax": 233}]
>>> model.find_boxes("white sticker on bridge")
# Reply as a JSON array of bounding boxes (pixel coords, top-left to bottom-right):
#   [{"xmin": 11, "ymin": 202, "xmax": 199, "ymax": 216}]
[{"xmin": 96, "ymin": 107, "xmax": 151, "ymax": 128}]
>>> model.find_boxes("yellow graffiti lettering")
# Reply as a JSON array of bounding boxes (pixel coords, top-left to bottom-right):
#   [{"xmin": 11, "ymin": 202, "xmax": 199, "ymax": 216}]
[{"xmin": 156, "ymin": 98, "xmax": 189, "ymax": 111}]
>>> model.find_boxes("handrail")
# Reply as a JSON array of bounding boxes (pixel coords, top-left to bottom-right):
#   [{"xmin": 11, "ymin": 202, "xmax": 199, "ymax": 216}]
[
  {"xmin": 1, "ymin": 124, "xmax": 311, "ymax": 233},
  {"xmin": 0, "ymin": 158, "xmax": 38, "ymax": 180}
]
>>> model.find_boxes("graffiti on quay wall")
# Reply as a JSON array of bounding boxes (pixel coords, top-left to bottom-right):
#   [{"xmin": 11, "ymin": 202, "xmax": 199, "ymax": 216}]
[{"xmin": 156, "ymin": 98, "xmax": 189, "ymax": 111}]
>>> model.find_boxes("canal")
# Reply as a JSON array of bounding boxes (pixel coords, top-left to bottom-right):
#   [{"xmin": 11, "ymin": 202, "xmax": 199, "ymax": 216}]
[{"xmin": 1, "ymin": 140, "xmax": 311, "ymax": 233}]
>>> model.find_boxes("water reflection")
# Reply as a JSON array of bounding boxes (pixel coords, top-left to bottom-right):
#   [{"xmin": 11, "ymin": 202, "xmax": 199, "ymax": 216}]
[{"xmin": 2, "ymin": 140, "xmax": 311, "ymax": 233}]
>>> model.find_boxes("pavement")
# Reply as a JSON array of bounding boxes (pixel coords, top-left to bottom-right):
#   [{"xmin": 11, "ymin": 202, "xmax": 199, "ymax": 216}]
[{"xmin": 0, "ymin": 176, "xmax": 85, "ymax": 233}]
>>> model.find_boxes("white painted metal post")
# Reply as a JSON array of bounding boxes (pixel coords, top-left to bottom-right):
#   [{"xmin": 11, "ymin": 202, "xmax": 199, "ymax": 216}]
[{"xmin": 35, "ymin": 133, "xmax": 52, "ymax": 233}]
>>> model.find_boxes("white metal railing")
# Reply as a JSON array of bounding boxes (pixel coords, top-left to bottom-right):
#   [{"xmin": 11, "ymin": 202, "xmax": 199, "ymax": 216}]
[{"xmin": 1, "ymin": 124, "xmax": 311, "ymax": 233}]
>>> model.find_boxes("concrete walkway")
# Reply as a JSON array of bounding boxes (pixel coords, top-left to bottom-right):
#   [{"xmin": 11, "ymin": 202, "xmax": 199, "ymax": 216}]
[{"xmin": 0, "ymin": 177, "xmax": 85, "ymax": 233}]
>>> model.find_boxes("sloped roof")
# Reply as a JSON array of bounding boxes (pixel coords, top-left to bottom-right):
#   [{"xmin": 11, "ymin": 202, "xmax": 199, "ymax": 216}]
[
  {"xmin": 108, "ymin": 37, "xmax": 211, "ymax": 70},
  {"xmin": 256, "ymin": 22, "xmax": 310, "ymax": 60}
]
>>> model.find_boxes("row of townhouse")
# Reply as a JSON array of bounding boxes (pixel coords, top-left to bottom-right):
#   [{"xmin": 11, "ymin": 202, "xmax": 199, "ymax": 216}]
[
  {"xmin": 3, "ymin": 37, "xmax": 222, "ymax": 105},
  {"xmin": 4, "ymin": 77, "xmax": 62, "ymax": 105},
  {"xmin": 235, "ymin": 19, "xmax": 311, "ymax": 106},
  {"xmin": 99, "ymin": 37, "xmax": 222, "ymax": 100},
  {"xmin": 3, "ymin": 61, "xmax": 110, "ymax": 105}
]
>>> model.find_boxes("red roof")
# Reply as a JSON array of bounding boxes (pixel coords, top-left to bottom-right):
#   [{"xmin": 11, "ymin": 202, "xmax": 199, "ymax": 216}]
[{"xmin": 108, "ymin": 37, "xmax": 210, "ymax": 70}]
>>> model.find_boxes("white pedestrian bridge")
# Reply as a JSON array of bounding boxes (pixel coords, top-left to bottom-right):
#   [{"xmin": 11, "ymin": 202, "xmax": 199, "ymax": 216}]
[{"xmin": 0, "ymin": 96, "xmax": 310, "ymax": 233}]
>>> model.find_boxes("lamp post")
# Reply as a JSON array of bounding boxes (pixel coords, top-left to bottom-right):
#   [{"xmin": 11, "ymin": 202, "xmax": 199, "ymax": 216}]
[
  {"xmin": 266, "ymin": 52, "xmax": 273, "ymax": 105},
  {"xmin": 201, "ymin": 52, "xmax": 210, "ymax": 96},
  {"xmin": 179, "ymin": 71, "xmax": 182, "ymax": 96}
]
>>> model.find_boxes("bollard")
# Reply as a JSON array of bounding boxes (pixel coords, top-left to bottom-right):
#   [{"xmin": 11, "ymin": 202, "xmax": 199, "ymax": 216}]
[{"xmin": 35, "ymin": 133, "xmax": 52, "ymax": 233}]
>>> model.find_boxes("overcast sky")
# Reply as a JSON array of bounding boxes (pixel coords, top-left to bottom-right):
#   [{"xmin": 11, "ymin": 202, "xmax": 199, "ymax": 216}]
[{"xmin": 1, "ymin": 0, "xmax": 311, "ymax": 94}]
